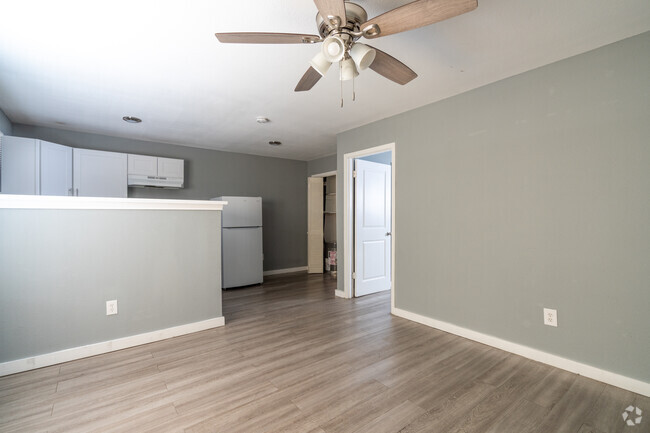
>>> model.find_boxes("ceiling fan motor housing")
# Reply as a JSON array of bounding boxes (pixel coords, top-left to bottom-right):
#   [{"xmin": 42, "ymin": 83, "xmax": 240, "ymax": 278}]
[
  {"xmin": 316, "ymin": 2, "xmax": 367, "ymax": 42},
  {"xmin": 316, "ymin": 1, "xmax": 371, "ymax": 75}
]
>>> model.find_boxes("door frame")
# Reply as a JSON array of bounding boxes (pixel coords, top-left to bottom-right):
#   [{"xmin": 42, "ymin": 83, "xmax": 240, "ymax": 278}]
[
  {"xmin": 310, "ymin": 170, "xmax": 337, "ymax": 179},
  {"xmin": 307, "ymin": 170, "xmax": 337, "ymax": 274},
  {"xmin": 343, "ymin": 143, "xmax": 395, "ymax": 311}
]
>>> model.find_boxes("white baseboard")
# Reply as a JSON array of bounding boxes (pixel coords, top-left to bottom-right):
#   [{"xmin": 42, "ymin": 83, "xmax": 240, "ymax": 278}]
[
  {"xmin": 263, "ymin": 266, "xmax": 308, "ymax": 276},
  {"xmin": 392, "ymin": 307, "xmax": 650, "ymax": 397},
  {"xmin": 0, "ymin": 316, "xmax": 225, "ymax": 377},
  {"xmin": 335, "ymin": 289, "xmax": 348, "ymax": 299}
]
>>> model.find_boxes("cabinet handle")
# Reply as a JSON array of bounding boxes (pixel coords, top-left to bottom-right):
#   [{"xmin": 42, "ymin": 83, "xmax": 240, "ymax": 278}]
[{"xmin": 75, "ymin": 188, "xmax": 79, "ymax": 196}]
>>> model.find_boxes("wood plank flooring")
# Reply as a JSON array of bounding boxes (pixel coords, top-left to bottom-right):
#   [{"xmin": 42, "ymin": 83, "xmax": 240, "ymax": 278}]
[{"xmin": 1, "ymin": 272, "xmax": 648, "ymax": 432}]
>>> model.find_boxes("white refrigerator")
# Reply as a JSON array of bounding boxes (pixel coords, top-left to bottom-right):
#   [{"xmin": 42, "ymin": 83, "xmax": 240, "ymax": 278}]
[{"xmin": 213, "ymin": 196, "xmax": 263, "ymax": 289}]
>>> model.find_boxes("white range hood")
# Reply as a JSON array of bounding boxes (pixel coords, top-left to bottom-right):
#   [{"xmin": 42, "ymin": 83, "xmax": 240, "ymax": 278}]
[
  {"xmin": 127, "ymin": 174, "xmax": 183, "ymax": 189},
  {"xmin": 127, "ymin": 154, "xmax": 184, "ymax": 189}
]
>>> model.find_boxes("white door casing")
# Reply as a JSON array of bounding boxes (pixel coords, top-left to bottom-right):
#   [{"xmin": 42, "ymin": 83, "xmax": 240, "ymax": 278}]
[{"xmin": 354, "ymin": 159, "xmax": 391, "ymax": 296}]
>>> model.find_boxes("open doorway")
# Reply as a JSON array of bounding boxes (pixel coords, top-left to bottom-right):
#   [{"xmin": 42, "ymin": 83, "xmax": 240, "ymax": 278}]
[
  {"xmin": 307, "ymin": 170, "xmax": 337, "ymax": 275},
  {"xmin": 343, "ymin": 143, "xmax": 395, "ymax": 308}
]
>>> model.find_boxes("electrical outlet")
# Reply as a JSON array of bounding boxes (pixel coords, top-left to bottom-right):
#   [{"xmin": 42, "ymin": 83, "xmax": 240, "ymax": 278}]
[
  {"xmin": 543, "ymin": 308, "xmax": 557, "ymax": 327},
  {"xmin": 106, "ymin": 300, "xmax": 118, "ymax": 316}
]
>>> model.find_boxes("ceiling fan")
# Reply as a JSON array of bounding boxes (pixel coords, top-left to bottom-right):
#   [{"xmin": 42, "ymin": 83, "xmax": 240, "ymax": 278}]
[{"xmin": 215, "ymin": 0, "xmax": 478, "ymax": 92}]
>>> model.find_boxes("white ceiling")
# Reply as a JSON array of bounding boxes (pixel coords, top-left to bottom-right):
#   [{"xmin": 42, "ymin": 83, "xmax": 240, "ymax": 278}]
[{"xmin": 1, "ymin": 1, "xmax": 649, "ymax": 161}]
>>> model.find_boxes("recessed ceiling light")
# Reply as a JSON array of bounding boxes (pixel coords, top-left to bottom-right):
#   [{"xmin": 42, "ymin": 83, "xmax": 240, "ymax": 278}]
[
  {"xmin": 256, "ymin": 117, "xmax": 270, "ymax": 124},
  {"xmin": 268, "ymin": 141, "xmax": 282, "ymax": 146},
  {"xmin": 122, "ymin": 116, "xmax": 142, "ymax": 123}
]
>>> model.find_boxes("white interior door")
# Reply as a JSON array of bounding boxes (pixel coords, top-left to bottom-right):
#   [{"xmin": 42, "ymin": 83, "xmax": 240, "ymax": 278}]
[
  {"xmin": 307, "ymin": 177, "xmax": 324, "ymax": 273},
  {"xmin": 354, "ymin": 159, "xmax": 391, "ymax": 296}
]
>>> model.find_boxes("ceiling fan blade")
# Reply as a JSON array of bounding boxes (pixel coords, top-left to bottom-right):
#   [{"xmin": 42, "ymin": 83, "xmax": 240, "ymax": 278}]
[
  {"xmin": 313, "ymin": 0, "xmax": 347, "ymax": 27},
  {"xmin": 361, "ymin": 0, "xmax": 477, "ymax": 38},
  {"xmin": 295, "ymin": 67, "xmax": 323, "ymax": 92},
  {"xmin": 215, "ymin": 32, "xmax": 321, "ymax": 44},
  {"xmin": 367, "ymin": 46, "xmax": 418, "ymax": 85}
]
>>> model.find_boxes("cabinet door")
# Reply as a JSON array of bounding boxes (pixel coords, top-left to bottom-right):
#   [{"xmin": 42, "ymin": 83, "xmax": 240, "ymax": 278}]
[
  {"xmin": 157, "ymin": 157, "xmax": 184, "ymax": 179},
  {"xmin": 40, "ymin": 140, "xmax": 73, "ymax": 196},
  {"xmin": 0, "ymin": 136, "xmax": 40, "ymax": 195},
  {"xmin": 127, "ymin": 154, "xmax": 157, "ymax": 177},
  {"xmin": 73, "ymin": 148, "xmax": 127, "ymax": 197}
]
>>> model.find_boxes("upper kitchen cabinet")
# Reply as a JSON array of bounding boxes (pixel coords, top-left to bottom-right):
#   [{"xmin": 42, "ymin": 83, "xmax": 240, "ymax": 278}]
[
  {"xmin": 127, "ymin": 154, "xmax": 184, "ymax": 188},
  {"xmin": 0, "ymin": 137, "xmax": 72, "ymax": 196},
  {"xmin": 157, "ymin": 157, "xmax": 183, "ymax": 179},
  {"xmin": 127, "ymin": 154, "xmax": 157, "ymax": 177},
  {"xmin": 0, "ymin": 136, "xmax": 40, "ymax": 195},
  {"xmin": 73, "ymin": 148, "xmax": 127, "ymax": 197},
  {"xmin": 40, "ymin": 140, "xmax": 73, "ymax": 196}
]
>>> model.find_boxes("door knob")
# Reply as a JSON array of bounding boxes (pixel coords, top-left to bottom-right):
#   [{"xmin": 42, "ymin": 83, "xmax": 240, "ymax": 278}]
[{"xmin": 386, "ymin": 232, "xmax": 392, "ymax": 236}]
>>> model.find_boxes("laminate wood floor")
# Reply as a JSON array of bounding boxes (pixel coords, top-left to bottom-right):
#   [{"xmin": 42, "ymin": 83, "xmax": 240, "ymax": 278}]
[{"xmin": 1, "ymin": 272, "xmax": 648, "ymax": 432}]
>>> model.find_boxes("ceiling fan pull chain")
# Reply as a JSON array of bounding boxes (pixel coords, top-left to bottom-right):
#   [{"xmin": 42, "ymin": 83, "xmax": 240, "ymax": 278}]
[{"xmin": 340, "ymin": 62, "xmax": 344, "ymax": 108}]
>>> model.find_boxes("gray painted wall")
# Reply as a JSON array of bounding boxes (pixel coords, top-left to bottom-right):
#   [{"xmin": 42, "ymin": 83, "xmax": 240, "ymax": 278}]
[
  {"xmin": 307, "ymin": 154, "xmax": 336, "ymax": 176},
  {"xmin": 337, "ymin": 32, "xmax": 650, "ymax": 382},
  {"xmin": 12, "ymin": 125, "xmax": 307, "ymax": 271},
  {"xmin": 359, "ymin": 151, "xmax": 391, "ymax": 165},
  {"xmin": 0, "ymin": 108, "xmax": 11, "ymax": 135},
  {"xmin": 0, "ymin": 209, "xmax": 221, "ymax": 362}
]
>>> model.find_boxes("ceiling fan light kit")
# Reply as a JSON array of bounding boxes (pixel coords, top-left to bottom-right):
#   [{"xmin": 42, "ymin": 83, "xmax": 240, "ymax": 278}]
[
  {"xmin": 310, "ymin": 52, "xmax": 332, "ymax": 76},
  {"xmin": 215, "ymin": 0, "xmax": 478, "ymax": 99},
  {"xmin": 349, "ymin": 43, "xmax": 376, "ymax": 70},
  {"xmin": 321, "ymin": 35, "xmax": 347, "ymax": 63},
  {"xmin": 340, "ymin": 56, "xmax": 358, "ymax": 81}
]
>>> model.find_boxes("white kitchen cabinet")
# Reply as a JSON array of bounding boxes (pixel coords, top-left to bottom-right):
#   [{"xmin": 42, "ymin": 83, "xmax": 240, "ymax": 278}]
[
  {"xmin": 157, "ymin": 157, "xmax": 183, "ymax": 179},
  {"xmin": 127, "ymin": 154, "xmax": 157, "ymax": 177},
  {"xmin": 73, "ymin": 148, "xmax": 127, "ymax": 197},
  {"xmin": 128, "ymin": 154, "xmax": 184, "ymax": 179},
  {"xmin": 40, "ymin": 140, "xmax": 73, "ymax": 196},
  {"xmin": 127, "ymin": 154, "xmax": 184, "ymax": 188},
  {"xmin": 0, "ymin": 136, "xmax": 40, "ymax": 195}
]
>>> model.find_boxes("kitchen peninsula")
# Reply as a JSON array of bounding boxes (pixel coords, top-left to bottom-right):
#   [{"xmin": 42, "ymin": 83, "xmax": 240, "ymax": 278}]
[{"xmin": 0, "ymin": 195, "xmax": 226, "ymax": 376}]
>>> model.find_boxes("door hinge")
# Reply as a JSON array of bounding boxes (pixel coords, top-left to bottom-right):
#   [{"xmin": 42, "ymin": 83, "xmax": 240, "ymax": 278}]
[
  {"xmin": 353, "ymin": 170, "xmax": 357, "ymax": 178},
  {"xmin": 352, "ymin": 272, "xmax": 356, "ymax": 279}
]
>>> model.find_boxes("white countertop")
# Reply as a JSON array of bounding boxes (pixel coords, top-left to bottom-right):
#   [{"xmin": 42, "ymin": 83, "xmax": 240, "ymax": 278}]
[{"xmin": 0, "ymin": 194, "xmax": 227, "ymax": 210}]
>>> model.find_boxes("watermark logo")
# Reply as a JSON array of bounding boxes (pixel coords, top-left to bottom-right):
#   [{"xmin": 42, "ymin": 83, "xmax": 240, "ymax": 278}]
[{"xmin": 622, "ymin": 405, "xmax": 642, "ymax": 427}]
